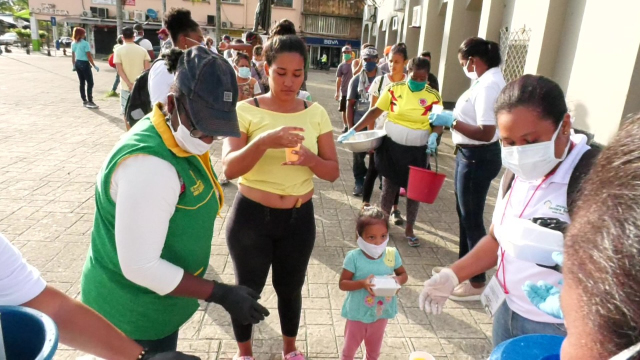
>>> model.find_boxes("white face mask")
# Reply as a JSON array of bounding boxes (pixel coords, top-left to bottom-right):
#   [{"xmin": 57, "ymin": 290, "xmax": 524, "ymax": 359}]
[
  {"xmin": 172, "ymin": 100, "xmax": 212, "ymax": 155},
  {"xmin": 254, "ymin": 59, "xmax": 265, "ymax": 66},
  {"xmin": 463, "ymin": 59, "xmax": 478, "ymax": 80},
  {"xmin": 501, "ymin": 122, "xmax": 570, "ymax": 182},
  {"xmin": 357, "ymin": 236, "xmax": 389, "ymax": 259}
]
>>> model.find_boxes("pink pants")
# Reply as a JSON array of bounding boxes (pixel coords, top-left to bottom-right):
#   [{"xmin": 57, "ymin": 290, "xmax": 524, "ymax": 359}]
[{"xmin": 341, "ymin": 319, "xmax": 388, "ymax": 360}]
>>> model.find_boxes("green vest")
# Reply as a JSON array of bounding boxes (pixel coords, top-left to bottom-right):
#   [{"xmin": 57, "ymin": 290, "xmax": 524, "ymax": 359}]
[{"xmin": 81, "ymin": 106, "xmax": 223, "ymax": 340}]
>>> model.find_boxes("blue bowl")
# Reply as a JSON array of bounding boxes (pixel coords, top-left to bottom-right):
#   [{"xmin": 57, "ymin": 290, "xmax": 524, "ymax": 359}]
[
  {"xmin": 490, "ymin": 334, "xmax": 564, "ymax": 360},
  {"xmin": 0, "ymin": 306, "xmax": 59, "ymax": 360}
]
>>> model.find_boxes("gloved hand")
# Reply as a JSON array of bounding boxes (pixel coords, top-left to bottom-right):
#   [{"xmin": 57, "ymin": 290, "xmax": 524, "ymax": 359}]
[
  {"xmin": 144, "ymin": 351, "xmax": 201, "ymax": 360},
  {"xmin": 427, "ymin": 132, "xmax": 438, "ymax": 155},
  {"xmin": 337, "ymin": 128, "xmax": 356, "ymax": 143},
  {"xmin": 418, "ymin": 268, "xmax": 459, "ymax": 315},
  {"xmin": 522, "ymin": 252, "xmax": 564, "ymax": 319},
  {"xmin": 94, "ymin": 65, "xmax": 100, "ymax": 72},
  {"xmin": 72, "ymin": 65, "xmax": 76, "ymax": 72},
  {"xmin": 206, "ymin": 281, "xmax": 270, "ymax": 325},
  {"xmin": 428, "ymin": 110, "xmax": 455, "ymax": 128}
]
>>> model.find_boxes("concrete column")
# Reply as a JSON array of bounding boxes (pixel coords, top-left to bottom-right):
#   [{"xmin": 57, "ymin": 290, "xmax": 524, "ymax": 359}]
[
  {"xmin": 417, "ymin": 0, "xmax": 446, "ymax": 75},
  {"xmin": 564, "ymin": 0, "xmax": 640, "ymax": 144},
  {"xmin": 521, "ymin": 0, "xmax": 569, "ymax": 78},
  {"xmin": 401, "ymin": 0, "xmax": 421, "ymax": 58},
  {"xmin": 375, "ymin": 20, "xmax": 386, "ymax": 52},
  {"xmin": 477, "ymin": 0, "xmax": 504, "ymax": 42},
  {"xmin": 385, "ymin": 15, "xmax": 399, "ymax": 48},
  {"xmin": 30, "ymin": 15, "xmax": 40, "ymax": 51},
  {"xmin": 437, "ymin": 0, "xmax": 482, "ymax": 102}
]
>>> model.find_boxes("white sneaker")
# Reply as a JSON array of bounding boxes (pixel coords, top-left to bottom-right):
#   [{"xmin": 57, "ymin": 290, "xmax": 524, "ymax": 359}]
[{"xmin": 449, "ymin": 281, "xmax": 485, "ymax": 301}]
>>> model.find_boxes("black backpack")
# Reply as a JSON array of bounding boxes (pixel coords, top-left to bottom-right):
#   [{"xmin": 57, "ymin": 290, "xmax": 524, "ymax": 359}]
[
  {"xmin": 124, "ymin": 58, "xmax": 162, "ymax": 127},
  {"xmin": 500, "ymin": 145, "xmax": 601, "ymax": 216}
]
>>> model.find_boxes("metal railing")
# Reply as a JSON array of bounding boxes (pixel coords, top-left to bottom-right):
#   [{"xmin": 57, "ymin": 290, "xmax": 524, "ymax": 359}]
[{"xmin": 500, "ymin": 26, "xmax": 531, "ymax": 83}]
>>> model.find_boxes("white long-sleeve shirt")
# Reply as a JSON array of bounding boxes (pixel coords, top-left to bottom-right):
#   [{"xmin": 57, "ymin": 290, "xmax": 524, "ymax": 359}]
[{"xmin": 111, "ymin": 155, "xmax": 185, "ymax": 295}]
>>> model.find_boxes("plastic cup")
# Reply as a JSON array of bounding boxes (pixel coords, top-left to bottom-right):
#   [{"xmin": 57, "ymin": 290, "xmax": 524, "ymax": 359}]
[
  {"xmin": 286, "ymin": 144, "xmax": 301, "ymax": 162},
  {"xmin": 409, "ymin": 351, "xmax": 436, "ymax": 360},
  {"xmin": 431, "ymin": 104, "xmax": 444, "ymax": 114}
]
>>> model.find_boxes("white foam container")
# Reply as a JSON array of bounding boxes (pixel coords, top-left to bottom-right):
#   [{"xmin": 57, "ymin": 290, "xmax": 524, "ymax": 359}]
[
  {"xmin": 372, "ymin": 276, "xmax": 401, "ymax": 297},
  {"xmin": 495, "ymin": 217, "xmax": 563, "ymax": 266}
]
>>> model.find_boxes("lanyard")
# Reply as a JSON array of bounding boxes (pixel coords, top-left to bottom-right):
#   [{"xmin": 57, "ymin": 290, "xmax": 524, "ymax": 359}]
[{"xmin": 496, "ymin": 174, "xmax": 553, "ymax": 294}]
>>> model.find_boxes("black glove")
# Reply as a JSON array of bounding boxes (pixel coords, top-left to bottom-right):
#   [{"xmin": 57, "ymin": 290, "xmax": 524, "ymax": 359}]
[
  {"xmin": 206, "ymin": 281, "xmax": 270, "ymax": 325},
  {"xmin": 143, "ymin": 351, "xmax": 201, "ymax": 360}
]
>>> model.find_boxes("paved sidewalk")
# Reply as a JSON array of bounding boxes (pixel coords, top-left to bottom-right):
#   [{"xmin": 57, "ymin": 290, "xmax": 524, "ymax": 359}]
[{"xmin": 0, "ymin": 52, "xmax": 499, "ymax": 360}]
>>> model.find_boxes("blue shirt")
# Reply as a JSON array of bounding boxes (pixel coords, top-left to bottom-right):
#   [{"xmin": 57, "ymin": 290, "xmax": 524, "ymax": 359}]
[
  {"xmin": 72, "ymin": 40, "xmax": 90, "ymax": 61},
  {"xmin": 341, "ymin": 248, "xmax": 402, "ymax": 323}
]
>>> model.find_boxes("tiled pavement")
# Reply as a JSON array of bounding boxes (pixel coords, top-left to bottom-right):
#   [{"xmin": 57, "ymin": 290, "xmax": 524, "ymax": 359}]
[{"xmin": 0, "ymin": 52, "xmax": 500, "ymax": 359}]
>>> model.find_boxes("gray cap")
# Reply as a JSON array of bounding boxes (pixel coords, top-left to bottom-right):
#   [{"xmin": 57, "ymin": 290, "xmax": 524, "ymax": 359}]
[{"xmin": 175, "ymin": 46, "xmax": 240, "ymax": 138}]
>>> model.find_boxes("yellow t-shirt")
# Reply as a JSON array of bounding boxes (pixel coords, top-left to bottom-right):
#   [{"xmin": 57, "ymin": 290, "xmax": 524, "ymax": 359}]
[
  {"xmin": 237, "ymin": 102, "xmax": 334, "ymax": 196},
  {"xmin": 114, "ymin": 43, "xmax": 151, "ymax": 91},
  {"xmin": 376, "ymin": 81, "xmax": 442, "ymax": 131}
]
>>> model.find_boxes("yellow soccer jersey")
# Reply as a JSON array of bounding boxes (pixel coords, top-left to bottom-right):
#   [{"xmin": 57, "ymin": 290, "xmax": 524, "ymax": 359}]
[{"xmin": 376, "ymin": 81, "xmax": 442, "ymax": 131}]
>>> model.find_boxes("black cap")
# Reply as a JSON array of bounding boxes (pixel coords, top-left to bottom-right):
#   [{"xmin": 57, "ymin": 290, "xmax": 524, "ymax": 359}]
[
  {"xmin": 122, "ymin": 26, "xmax": 134, "ymax": 38},
  {"xmin": 175, "ymin": 46, "xmax": 240, "ymax": 138},
  {"xmin": 133, "ymin": 23, "xmax": 144, "ymax": 32},
  {"xmin": 223, "ymin": 34, "xmax": 231, "ymax": 41}
]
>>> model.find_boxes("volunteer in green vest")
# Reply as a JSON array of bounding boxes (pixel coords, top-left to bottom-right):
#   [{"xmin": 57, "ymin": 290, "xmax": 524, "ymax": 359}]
[{"xmin": 81, "ymin": 46, "xmax": 270, "ymax": 353}]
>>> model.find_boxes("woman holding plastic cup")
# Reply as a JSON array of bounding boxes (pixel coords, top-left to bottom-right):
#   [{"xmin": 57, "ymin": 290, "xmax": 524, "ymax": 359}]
[
  {"xmin": 428, "ymin": 37, "xmax": 505, "ymax": 299},
  {"xmin": 419, "ymin": 75, "xmax": 600, "ymax": 348},
  {"xmin": 222, "ymin": 35, "xmax": 339, "ymax": 360}
]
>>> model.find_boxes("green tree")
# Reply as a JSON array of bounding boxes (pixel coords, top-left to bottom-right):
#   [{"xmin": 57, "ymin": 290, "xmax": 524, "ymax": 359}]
[{"xmin": 0, "ymin": 0, "xmax": 14, "ymax": 13}]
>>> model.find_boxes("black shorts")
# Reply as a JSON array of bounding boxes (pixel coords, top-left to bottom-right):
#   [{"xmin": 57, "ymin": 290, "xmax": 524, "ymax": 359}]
[{"xmin": 339, "ymin": 97, "xmax": 347, "ymax": 112}]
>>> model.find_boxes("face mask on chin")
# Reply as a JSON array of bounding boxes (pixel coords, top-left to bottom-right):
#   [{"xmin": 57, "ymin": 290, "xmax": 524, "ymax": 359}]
[
  {"xmin": 463, "ymin": 59, "xmax": 478, "ymax": 80},
  {"xmin": 357, "ymin": 236, "xmax": 389, "ymax": 259},
  {"xmin": 501, "ymin": 122, "xmax": 570, "ymax": 181},
  {"xmin": 171, "ymin": 98, "xmax": 212, "ymax": 155}
]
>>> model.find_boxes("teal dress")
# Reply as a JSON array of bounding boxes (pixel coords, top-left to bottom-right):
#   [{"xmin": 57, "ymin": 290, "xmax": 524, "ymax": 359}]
[{"xmin": 341, "ymin": 248, "xmax": 402, "ymax": 323}]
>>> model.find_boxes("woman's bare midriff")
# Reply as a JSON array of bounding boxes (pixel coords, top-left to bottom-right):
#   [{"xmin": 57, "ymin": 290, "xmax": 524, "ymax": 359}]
[{"xmin": 238, "ymin": 184, "xmax": 314, "ymax": 209}]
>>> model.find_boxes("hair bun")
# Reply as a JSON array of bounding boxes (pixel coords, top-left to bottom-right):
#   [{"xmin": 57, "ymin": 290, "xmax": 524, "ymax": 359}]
[{"xmin": 165, "ymin": 48, "xmax": 184, "ymax": 74}]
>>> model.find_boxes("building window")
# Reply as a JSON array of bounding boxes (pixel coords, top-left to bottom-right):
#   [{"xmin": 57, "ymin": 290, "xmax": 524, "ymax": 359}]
[
  {"xmin": 304, "ymin": 15, "xmax": 350, "ymax": 36},
  {"xmin": 274, "ymin": 0, "xmax": 293, "ymax": 7},
  {"xmin": 221, "ymin": 0, "xmax": 241, "ymax": 3}
]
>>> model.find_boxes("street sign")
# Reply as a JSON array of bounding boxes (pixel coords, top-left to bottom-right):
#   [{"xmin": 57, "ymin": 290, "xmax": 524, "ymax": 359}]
[{"xmin": 50, "ymin": 16, "xmax": 56, "ymax": 26}]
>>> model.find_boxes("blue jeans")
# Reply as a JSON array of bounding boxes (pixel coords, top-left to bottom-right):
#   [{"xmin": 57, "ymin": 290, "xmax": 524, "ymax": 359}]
[
  {"xmin": 492, "ymin": 302, "xmax": 566, "ymax": 348},
  {"xmin": 353, "ymin": 152, "xmax": 367, "ymax": 187},
  {"xmin": 454, "ymin": 142, "xmax": 502, "ymax": 283},
  {"xmin": 74, "ymin": 60, "xmax": 93, "ymax": 102},
  {"xmin": 112, "ymin": 73, "xmax": 120, "ymax": 92}
]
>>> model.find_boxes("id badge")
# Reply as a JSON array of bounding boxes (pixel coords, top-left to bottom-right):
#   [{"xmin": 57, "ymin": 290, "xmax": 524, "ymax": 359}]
[{"xmin": 481, "ymin": 276, "xmax": 506, "ymax": 317}]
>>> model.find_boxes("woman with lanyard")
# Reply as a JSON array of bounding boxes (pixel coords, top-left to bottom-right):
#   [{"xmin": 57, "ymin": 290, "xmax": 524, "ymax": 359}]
[
  {"xmin": 81, "ymin": 47, "xmax": 269, "ymax": 353},
  {"xmin": 363, "ymin": 42, "xmax": 409, "ymax": 223},
  {"xmin": 71, "ymin": 27, "xmax": 99, "ymax": 109},
  {"xmin": 339, "ymin": 57, "xmax": 443, "ymax": 247},
  {"xmin": 419, "ymin": 75, "xmax": 598, "ymax": 347},
  {"xmin": 222, "ymin": 35, "xmax": 339, "ymax": 360},
  {"xmin": 428, "ymin": 37, "xmax": 505, "ymax": 299}
]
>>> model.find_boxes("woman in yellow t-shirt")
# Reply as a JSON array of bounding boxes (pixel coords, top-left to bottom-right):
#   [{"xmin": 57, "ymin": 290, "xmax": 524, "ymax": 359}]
[
  {"xmin": 338, "ymin": 57, "xmax": 443, "ymax": 247},
  {"xmin": 222, "ymin": 35, "xmax": 339, "ymax": 360}
]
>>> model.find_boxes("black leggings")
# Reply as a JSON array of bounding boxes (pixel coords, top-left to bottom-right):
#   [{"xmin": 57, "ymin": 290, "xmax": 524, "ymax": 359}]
[
  {"xmin": 363, "ymin": 153, "xmax": 399, "ymax": 205},
  {"xmin": 226, "ymin": 193, "xmax": 316, "ymax": 342}
]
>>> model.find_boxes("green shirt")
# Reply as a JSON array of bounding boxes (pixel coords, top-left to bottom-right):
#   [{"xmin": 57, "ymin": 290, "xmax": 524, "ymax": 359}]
[
  {"xmin": 81, "ymin": 105, "xmax": 223, "ymax": 340},
  {"xmin": 72, "ymin": 39, "xmax": 90, "ymax": 61},
  {"xmin": 341, "ymin": 248, "xmax": 402, "ymax": 323}
]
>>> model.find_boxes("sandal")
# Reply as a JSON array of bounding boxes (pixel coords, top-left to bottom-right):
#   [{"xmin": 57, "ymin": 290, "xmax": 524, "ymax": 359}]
[
  {"xmin": 283, "ymin": 350, "xmax": 305, "ymax": 360},
  {"xmin": 233, "ymin": 355, "xmax": 255, "ymax": 360},
  {"xmin": 407, "ymin": 236, "xmax": 420, "ymax": 247}
]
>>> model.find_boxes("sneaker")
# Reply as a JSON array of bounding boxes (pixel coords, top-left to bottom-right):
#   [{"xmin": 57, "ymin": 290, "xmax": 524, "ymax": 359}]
[
  {"xmin": 283, "ymin": 350, "xmax": 305, "ymax": 360},
  {"xmin": 449, "ymin": 281, "xmax": 485, "ymax": 301},
  {"xmin": 352, "ymin": 183, "xmax": 363, "ymax": 197},
  {"xmin": 342, "ymin": 125, "xmax": 348, "ymax": 133},
  {"xmin": 391, "ymin": 209, "xmax": 404, "ymax": 225},
  {"xmin": 106, "ymin": 90, "xmax": 119, "ymax": 97},
  {"xmin": 219, "ymin": 175, "xmax": 229, "ymax": 185},
  {"xmin": 85, "ymin": 101, "xmax": 99, "ymax": 109},
  {"xmin": 83, "ymin": 101, "xmax": 88, "ymax": 106}
]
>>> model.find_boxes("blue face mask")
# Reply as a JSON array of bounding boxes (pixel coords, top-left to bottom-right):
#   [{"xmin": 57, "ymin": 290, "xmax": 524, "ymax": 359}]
[
  {"xmin": 407, "ymin": 79, "xmax": 426, "ymax": 92},
  {"xmin": 364, "ymin": 61, "xmax": 377, "ymax": 72},
  {"xmin": 238, "ymin": 67, "xmax": 252, "ymax": 79}
]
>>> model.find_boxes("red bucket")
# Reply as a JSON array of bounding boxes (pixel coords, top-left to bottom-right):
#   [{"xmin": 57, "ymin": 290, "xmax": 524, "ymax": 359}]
[{"xmin": 407, "ymin": 154, "xmax": 446, "ymax": 204}]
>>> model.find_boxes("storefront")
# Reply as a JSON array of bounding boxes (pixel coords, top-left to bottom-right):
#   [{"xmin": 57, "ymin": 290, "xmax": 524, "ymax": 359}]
[{"xmin": 302, "ymin": 36, "xmax": 361, "ymax": 69}]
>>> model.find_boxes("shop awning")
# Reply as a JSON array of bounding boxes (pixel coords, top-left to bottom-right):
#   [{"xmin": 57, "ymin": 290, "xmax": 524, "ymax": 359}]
[
  {"xmin": 62, "ymin": 17, "xmax": 162, "ymax": 29},
  {"xmin": 13, "ymin": 9, "xmax": 30, "ymax": 21}
]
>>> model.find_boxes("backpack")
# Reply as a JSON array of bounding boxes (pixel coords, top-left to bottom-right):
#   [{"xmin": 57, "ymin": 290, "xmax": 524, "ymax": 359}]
[
  {"xmin": 500, "ymin": 145, "xmax": 601, "ymax": 216},
  {"xmin": 251, "ymin": 61, "xmax": 269, "ymax": 93},
  {"xmin": 108, "ymin": 53, "xmax": 115, "ymax": 68},
  {"xmin": 124, "ymin": 58, "xmax": 163, "ymax": 127}
]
